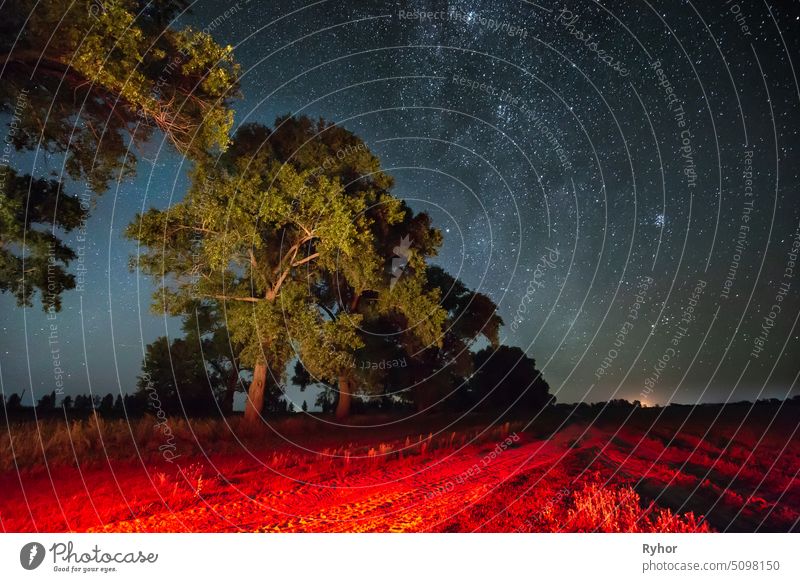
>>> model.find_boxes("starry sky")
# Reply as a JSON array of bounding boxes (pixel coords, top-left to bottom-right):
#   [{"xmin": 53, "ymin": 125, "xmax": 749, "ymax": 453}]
[{"xmin": 2, "ymin": 0, "xmax": 800, "ymax": 408}]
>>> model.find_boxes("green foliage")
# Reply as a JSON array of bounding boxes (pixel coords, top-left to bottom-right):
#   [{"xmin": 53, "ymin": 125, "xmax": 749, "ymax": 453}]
[
  {"xmin": 137, "ymin": 335, "xmax": 224, "ymax": 415},
  {"xmin": 129, "ymin": 116, "xmax": 449, "ymax": 411},
  {"xmin": 2, "ymin": 0, "xmax": 240, "ymax": 186},
  {"xmin": 0, "ymin": 169, "xmax": 84, "ymax": 309},
  {"xmin": 0, "ymin": 0, "xmax": 240, "ymax": 309}
]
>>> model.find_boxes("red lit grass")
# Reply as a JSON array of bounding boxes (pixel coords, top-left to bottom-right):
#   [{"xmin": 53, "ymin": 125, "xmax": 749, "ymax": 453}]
[{"xmin": 0, "ymin": 407, "xmax": 797, "ymax": 532}]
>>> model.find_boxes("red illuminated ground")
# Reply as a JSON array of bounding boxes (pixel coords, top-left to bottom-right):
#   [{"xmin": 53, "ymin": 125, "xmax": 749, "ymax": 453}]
[{"xmin": 1, "ymin": 405, "xmax": 798, "ymax": 532}]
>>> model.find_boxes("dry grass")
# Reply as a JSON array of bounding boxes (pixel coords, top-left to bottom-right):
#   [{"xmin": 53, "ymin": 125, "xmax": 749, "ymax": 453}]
[
  {"xmin": 567, "ymin": 482, "xmax": 710, "ymax": 532},
  {"xmin": 1, "ymin": 415, "xmax": 271, "ymax": 472},
  {"xmin": 0, "ymin": 414, "xmax": 524, "ymax": 473},
  {"xmin": 0, "ymin": 408, "xmax": 796, "ymax": 532}
]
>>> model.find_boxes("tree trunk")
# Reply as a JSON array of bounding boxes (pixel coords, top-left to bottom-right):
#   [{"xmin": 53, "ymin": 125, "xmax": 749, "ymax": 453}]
[
  {"xmin": 221, "ymin": 368, "xmax": 238, "ymax": 415},
  {"xmin": 244, "ymin": 362, "xmax": 267, "ymax": 425},
  {"xmin": 335, "ymin": 375, "xmax": 352, "ymax": 419}
]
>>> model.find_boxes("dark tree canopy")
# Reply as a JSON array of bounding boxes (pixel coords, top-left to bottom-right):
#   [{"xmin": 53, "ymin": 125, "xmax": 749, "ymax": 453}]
[
  {"xmin": 469, "ymin": 345, "xmax": 554, "ymax": 412},
  {"xmin": 394, "ymin": 266, "xmax": 505, "ymax": 412},
  {"xmin": 137, "ymin": 335, "xmax": 224, "ymax": 416}
]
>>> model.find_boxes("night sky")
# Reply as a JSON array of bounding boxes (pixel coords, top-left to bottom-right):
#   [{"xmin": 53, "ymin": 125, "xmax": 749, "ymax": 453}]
[{"xmin": 2, "ymin": 0, "xmax": 800, "ymax": 408}]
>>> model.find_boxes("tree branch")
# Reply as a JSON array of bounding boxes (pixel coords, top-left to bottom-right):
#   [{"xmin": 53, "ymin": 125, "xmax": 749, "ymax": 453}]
[
  {"xmin": 292, "ymin": 252, "xmax": 319, "ymax": 267},
  {"xmin": 206, "ymin": 294, "xmax": 260, "ymax": 303}
]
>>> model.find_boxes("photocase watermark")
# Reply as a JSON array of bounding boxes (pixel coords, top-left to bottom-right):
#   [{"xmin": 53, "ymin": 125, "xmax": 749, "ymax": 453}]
[
  {"xmin": 3, "ymin": 88, "xmax": 88, "ymax": 399},
  {"xmin": 43, "ymin": 184, "xmax": 91, "ymax": 398},
  {"xmin": 186, "ymin": 183, "xmax": 211, "ymax": 298},
  {"xmin": 45, "ymin": 264, "xmax": 66, "ymax": 396},
  {"xmin": 358, "ymin": 357, "xmax": 407, "ymax": 371},
  {"xmin": 20, "ymin": 542, "xmax": 46, "ymax": 570},
  {"xmin": 311, "ymin": 317, "xmax": 408, "ymax": 371},
  {"xmin": 641, "ymin": 279, "xmax": 707, "ymax": 403},
  {"xmin": 86, "ymin": 0, "xmax": 114, "ymax": 20},
  {"xmin": 52, "ymin": 541, "xmax": 157, "ymax": 574},
  {"xmin": 398, "ymin": 8, "xmax": 528, "ymax": 38},
  {"xmin": 20, "ymin": 540, "xmax": 158, "ymax": 573},
  {"xmin": 595, "ymin": 275, "xmax": 653, "ymax": 381},
  {"xmin": 73, "ymin": 185, "xmax": 91, "ymax": 294},
  {"xmin": 309, "ymin": 320, "xmax": 409, "ymax": 371},
  {"xmin": 554, "ymin": 6, "xmax": 629, "ymax": 77},
  {"xmin": 425, "ymin": 432, "xmax": 520, "ymax": 500},
  {"xmin": 0, "ymin": 88, "xmax": 29, "ymax": 195},
  {"xmin": 139, "ymin": 372, "xmax": 181, "ymax": 463},
  {"xmin": 749, "ymin": 219, "xmax": 799, "ymax": 359},
  {"xmin": 452, "ymin": 73, "xmax": 572, "ymax": 171},
  {"xmin": 510, "ymin": 247, "xmax": 560, "ymax": 332}
]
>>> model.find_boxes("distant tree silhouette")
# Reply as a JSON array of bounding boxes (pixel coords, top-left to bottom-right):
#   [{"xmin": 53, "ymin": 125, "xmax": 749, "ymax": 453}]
[
  {"xmin": 137, "ymin": 336, "xmax": 224, "ymax": 416},
  {"xmin": 73, "ymin": 394, "xmax": 91, "ymax": 412},
  {"xmin": 468, "ymin": 346, "xmax": 553, "ymax": 412},
  {"xmin": 114, "ymin": 394, "xmax": 124, "ymax": 414},
  {"xmin": 332, "ymin": 265, "xmax": 504, "ymax": 414},
  {"xmin": 181, "ymin": 305, "xmax": 241, "ymax": 414},
  {"xmin": 36, "ymin": 390, "xmax": 56, "ymax": 411},
  {"xmin": 407, "ymin": 266, "xmax": 504, "ymax": 412},
  {"xmin": 99, "ymin": 394, "xmax": 114, "ymax": 414},
  {"xmin": 123, "ymin": 393, "xmax": 146, "ymax": 416},
  {"xmin": 293, "ymin": 360, "xmax": 337, "ymax": 414},
  {"xmin": 5, "ymin": 392, "xmax": 22, "ymax": 410}
]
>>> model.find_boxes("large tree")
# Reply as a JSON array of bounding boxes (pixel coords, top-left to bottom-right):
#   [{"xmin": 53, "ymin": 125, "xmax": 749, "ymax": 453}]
[
  {"xmin": 128, "ymin": 116, "xmax": 446, "ymax": 423},
  {"xmin": 1, "ymin": 0, "xmax": 239, "ymax": 309}
]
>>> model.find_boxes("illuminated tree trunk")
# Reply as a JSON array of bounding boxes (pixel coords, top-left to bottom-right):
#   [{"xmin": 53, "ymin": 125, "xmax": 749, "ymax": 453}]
[
  {"xmin": 335, "ymin": 375, "xmax": 352, "ymax": 419},
  {"xmin": 244, "ymin": 362, "xmax": 267, "ymax": 425}
]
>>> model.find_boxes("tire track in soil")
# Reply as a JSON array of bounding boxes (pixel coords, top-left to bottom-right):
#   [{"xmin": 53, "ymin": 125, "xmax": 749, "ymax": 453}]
[{"xmin": 106, "ymin": 425, "xmax": 587, "ymax": 532}]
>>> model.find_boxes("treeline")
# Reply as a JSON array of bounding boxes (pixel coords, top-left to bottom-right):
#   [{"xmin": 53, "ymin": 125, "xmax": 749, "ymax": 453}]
[
  {"xmin": 2, "ymin": 336, "xmax": 555, "ymax": 422},
  {"xmin": 3, "ymin": 391, "xmax": 144, "ymax": 419},
  {"xmin": 4, "ymin": 391, "xmax": 797, "ymax": 423}
]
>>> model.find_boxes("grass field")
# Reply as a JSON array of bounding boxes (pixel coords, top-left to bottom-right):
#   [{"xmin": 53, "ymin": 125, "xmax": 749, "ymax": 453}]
[{"xmin": 1, "ymin": 403, "xmax": 797, "ymax": 532}]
